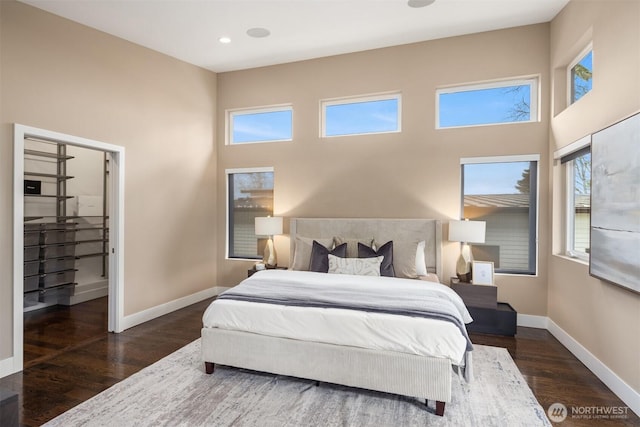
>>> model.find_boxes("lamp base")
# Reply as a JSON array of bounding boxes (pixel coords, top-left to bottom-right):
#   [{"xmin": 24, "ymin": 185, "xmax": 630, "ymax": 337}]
[
  {"xmin": 263, "ymin": 237, "xmax": 277, "ymax": 268},
  {"xmin": 456, "ymin": 272, "xmax": 472, "ymax": 283}
]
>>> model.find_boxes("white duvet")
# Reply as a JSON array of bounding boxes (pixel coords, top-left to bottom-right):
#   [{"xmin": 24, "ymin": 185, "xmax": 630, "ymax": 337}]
[{"xmin": 203, "ymin": 270, "xmax": 471, "ymax": 365}]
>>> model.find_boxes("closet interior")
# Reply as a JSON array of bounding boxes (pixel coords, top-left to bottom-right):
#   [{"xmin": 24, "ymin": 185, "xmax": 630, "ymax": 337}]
[{"xmin": 23, "ymin": 137, "xmax": 109, "ymax": 312}]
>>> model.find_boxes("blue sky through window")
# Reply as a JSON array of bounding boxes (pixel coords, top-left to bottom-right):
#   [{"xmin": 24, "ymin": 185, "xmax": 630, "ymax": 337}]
[
  {"xmin": 464, "ymin": 162, "xmax": 530, "ymax": 195},
  {"xmin": 232, "ymin": 109, "xmax": 292, "ymax": 144},
  {"xmin": 572, "ymin": 50, "xmax": 593, "ymax": 103},
  {"xmin": 439, "ymin": 84, "xmax": 531, "ymax": 128},
  {"xmin": 325, "ymin": 98, "xmax": 399, "ymax": 136}
]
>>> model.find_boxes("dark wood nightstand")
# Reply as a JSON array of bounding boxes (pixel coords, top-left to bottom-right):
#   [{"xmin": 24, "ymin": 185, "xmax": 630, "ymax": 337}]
[
  {"xmin": 247, "ymin": 266, "xmax": 287, "ymax": 277},
  {"xmin": 450, "ymin": 278, "xmax": 517, "ymax": 336}
]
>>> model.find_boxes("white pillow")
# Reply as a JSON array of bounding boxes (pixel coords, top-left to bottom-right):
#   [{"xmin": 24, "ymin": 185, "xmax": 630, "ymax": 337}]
[
  {"xmin": 328, "ymin": 254, "xmax": 383, "ymax": 277},
  {"xmin": 415, "ymin": 240, "xmax": 427, "ymax": 276}
]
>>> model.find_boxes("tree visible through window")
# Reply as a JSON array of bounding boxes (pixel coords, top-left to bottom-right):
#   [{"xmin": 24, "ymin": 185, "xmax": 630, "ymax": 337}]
[
  {"xmin": 570, "ymin": 49, "xmax": 593, "ymax": 104},
  {"xmin": 564, "ymin": 149, "xmax": 591, "ymax": 257},
  {"xmin": 437, "ymin": 78, "xmax": 538, "ymax": 128}
]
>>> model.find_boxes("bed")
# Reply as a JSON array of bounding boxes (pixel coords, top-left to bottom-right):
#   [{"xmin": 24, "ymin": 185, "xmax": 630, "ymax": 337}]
[{"xmin": 201, "ymin": 218, "xmax": 473, "ymax": 417}]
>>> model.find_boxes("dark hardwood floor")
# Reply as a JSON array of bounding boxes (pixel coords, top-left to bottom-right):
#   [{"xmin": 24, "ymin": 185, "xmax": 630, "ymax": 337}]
[{"xmin": 1, "ymin": 297, "xmax": 637, "ymax": 426}]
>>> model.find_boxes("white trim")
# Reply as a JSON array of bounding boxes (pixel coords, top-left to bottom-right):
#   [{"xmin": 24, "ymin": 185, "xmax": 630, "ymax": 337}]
[
  {"xmin": 548, "ymin": 319, "xmax": 640, "ymax": 417},
  {"xmin": 0, "ymin": 356, "xmax": 15, "ymax": 379},
  {"xmin": 460, "ymin": 154, "xmax": 541, "ymax": 164},
  {"xmin": 436, "ymin": 76, "xmax": 539, "ymax": 129},
  {"xmin": 225, "ymin": 167, "xmax": 274, "ymax": 260},
  {"xmin": 10, "ymin": 124, "xmax": 125, "ymax": 377},
  {"xmin": 320, "ymin": 91, "xmax": 402, "ymax": 138},
  {"xmin": 119, "ymin": 286, "xmax": 228, "ymax": 331},
  {"xmin": 517, "ymin": 313, "xmax": 548, "ymax": 329},
  {"xmin": 226, "ymin": 104, "xmax": 293, "ymax": 145},
  {"xmin": 553, "ymin": 134, "xmax": 591, "ymax": 160}
]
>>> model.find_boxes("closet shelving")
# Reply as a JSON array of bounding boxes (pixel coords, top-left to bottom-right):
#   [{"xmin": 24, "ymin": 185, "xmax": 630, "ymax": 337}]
[{"xmin": 23, "ymin": 140, "xmax": 109, "ymax": 311}]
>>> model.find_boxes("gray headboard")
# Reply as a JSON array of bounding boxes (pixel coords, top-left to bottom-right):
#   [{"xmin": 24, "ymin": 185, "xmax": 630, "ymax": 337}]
[{"xmin": 289, "ymin": 218, "xmax": 443, "ymax": 281}]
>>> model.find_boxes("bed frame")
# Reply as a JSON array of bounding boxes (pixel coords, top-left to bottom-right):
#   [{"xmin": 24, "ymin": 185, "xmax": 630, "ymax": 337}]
[{"xmin": 202, "ymin": 218, "xmax": 453, "ymax": 416}]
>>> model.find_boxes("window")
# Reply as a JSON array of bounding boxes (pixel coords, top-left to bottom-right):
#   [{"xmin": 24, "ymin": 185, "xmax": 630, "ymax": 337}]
[
  {"xmin": 569, "ymin": 46, "xmax": 593, "ymax": 104},
  {"xmin": 227, "ymin": 168, "xmax": 274, "ymax": 259},
  {"xmin": 321, "ymin": 93, "xmax": 401, "ymax": 137},
  {"xmin": 227, "ymin": 106, "xmax": 292, "ymax": 144},
  {"xmin": 461, "ymin": 156, "xmax": 539, "ymax": 275},
  {"xmin": 563, "ymin": 147, "xmax": 591, "ymax": 259},
  {"xmin": 437, "ymin": 78, "xmax": 539, "ymax": 129}
]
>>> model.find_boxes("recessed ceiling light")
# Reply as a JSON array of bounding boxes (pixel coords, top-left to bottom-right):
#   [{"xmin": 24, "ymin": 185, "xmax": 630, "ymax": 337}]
[
  {"xmin": 408, "ymin": 0, "xmax": 435, "ymax": 7},
  {"xmin": 218, "ymin": 36, "xmax": 231, "ymax": 44},
  {"xmin": 247, "ymin": 27, "xmax": 271, "ymax": 38}
]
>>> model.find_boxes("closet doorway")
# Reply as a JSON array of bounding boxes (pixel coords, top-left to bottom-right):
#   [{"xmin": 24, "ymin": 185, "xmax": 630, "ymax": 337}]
[{"xmin": 11, "ymin": 124, "xmax": 125, "ymax": 375}]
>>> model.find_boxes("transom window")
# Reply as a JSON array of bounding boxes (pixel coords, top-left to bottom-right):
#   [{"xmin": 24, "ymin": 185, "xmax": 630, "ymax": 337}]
[
  {"xmin": 227, "ymin": 105, "xmax": 292, "ymax": 145},
  {"xmin": 461, "ymin": 155, "xmax": 539, "ymax": 275},
  {"xmin": 437, "ymin": 78, "xmax": 539, "ymax": 129},
  {"xmin": 227, "ymin": 168, "xmax": 274, "ymax": 259},
  {"xmin": 568, "ymin": 46, "xmax": 593, "ymax": 105},
  {"xmin": 321, "ymin": 93, "xmax": 401, "ymax": 137}
]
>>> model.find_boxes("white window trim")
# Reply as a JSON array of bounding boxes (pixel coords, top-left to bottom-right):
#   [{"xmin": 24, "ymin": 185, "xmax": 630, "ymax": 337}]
[
  {"xmin": 320, "ymin": 91, "xmax": 402, "ymax": 138},
  {"xmin": 225, "ymin": 167, "xmax": 274, "ymax": 261},
  {"xmin": 567, "ymin": 43, "xmax": 593, "ymax": 106},
  {"xmin": 226, "ymin": 104, "xmax": 293, "ymax": 145},
  {"xmin": 436, "ymin": 76, "xmax": 540, "ymax": 130},
  {"xmin": 460, "ymin": 154, "xmax": 540, "ymax": 277},
  {"xmin": 560, "ymin": 139, "xmax": 591, "ymax": 261}
]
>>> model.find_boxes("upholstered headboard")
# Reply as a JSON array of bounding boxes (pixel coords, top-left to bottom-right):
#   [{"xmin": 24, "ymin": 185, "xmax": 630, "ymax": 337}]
[{"xmin": 289, "ymin": 218, "xmax": 443, "ymax": 281}]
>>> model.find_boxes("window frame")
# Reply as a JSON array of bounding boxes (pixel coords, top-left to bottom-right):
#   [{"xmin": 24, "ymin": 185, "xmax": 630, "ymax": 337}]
[
  {"xmin": 320, "ymin": 92, "xmax": 402, "ymax": 138},
  {"xmin": 436, "ymin": 76, "xmax": 540, "ymax": 130},
  {"xmin": 226, "ymin": 104, "xmax": 293, "ymax": 145},
  {"xmin": 460, "ymin": 154, "xmax": 540, "ymax": 276},
  {"xmin": 559, "ymin": 136, "xmax": 591, "ymax": 261},
  {"xmin": 567, "ymin": 43, "xmax": 593, "ymax": 106},
  {"xmin": 225, "ymin": 166, "xmax": 274, "ymax": 261}
]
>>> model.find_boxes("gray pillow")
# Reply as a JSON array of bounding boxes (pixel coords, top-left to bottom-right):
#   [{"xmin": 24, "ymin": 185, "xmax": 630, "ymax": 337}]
[
  {"xmin": 310, "ymin": 241, "xmax": 347, "ymax": 273},
  {"xmin": 291, "ymin": 236, "xmax": 334, "ymax": 271}
]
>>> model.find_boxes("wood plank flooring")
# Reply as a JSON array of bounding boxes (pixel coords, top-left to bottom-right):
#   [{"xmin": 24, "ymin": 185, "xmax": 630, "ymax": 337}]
[{"xmin": 1, "ymin": 297, "xmax": 637, "ymax": 426}]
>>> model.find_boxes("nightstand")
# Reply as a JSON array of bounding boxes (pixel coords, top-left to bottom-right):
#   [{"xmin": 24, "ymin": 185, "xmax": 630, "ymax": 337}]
[
  {"xmin": 247, "ymin": 266, "xmax": 287, "ymax": 277},
  {"xmin": 450, "ymin": 278, "xmax": 517, "ymax": 336}
]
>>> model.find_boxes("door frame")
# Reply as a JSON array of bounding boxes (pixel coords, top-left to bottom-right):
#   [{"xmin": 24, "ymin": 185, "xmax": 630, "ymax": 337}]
[{"xmin": 11, "ymin": 124, "xmax": 125, "ymax": 375}]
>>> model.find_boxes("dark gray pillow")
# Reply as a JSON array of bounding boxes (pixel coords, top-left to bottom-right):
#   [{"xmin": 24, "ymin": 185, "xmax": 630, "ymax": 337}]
[
  {"xmin": 310, "ymin": 241, "xmax": 347, "ymax": 273},
  {"xmin": 358, "ymin": 241, "xmax": 395, "ymax": 277}
]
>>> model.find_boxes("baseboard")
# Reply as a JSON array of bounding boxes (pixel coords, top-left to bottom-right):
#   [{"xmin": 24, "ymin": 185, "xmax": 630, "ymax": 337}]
[
  {"xmin": 63, "ymin": 280, "xmax": 109, "ymax": 306},
  {"xmin": 120, "ymin": 286, "xmax": 229, "ymax": 332},
  {"xmin": 517, "ymin": 313, "xmax": 548, "ymax": 329},
  {"xmin": 0, "ymin": 356, "xmax": 16, "ymax": 379},
  {"xmin": 548, "ymin": 319, "xmax": 640, "ymax": 417}
]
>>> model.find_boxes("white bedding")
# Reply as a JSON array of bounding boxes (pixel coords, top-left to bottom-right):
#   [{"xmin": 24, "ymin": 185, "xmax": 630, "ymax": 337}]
[{"xmin": 203, "ymin": 270, "xmax": 471, "ymax": 365}]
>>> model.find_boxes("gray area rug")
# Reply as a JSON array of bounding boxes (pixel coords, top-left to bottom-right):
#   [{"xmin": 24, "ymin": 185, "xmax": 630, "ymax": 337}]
[{"xmin": 45, "ymin": 339, "xmax": 551, "ymax": 426}]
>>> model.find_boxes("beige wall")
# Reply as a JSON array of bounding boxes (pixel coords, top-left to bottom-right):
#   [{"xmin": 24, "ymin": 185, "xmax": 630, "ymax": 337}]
[
  {"xmin": 216, "ymin": 24, "xmax": 552, "ymax": 317},
  {"xmin": 549, "ymin": 1, "xmax": 640, "ymax": 392},
  {"xmin": 0, "ymin": 1, "xmax": 218, "ymax": 360}
]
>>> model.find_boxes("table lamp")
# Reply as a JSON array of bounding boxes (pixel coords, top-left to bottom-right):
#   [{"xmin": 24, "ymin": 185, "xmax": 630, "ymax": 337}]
[{"xmin": 448, "ymin": 219, "xmax": 486, "ymax": 282}]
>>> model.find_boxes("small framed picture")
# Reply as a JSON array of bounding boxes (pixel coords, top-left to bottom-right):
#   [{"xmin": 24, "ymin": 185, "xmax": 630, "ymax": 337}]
[{"xmin": 472, "ymin": 261, "xmax": 494, "ymax": 285}]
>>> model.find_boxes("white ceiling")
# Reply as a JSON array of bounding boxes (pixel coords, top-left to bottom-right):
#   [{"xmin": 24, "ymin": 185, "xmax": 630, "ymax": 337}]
[{"xmin": 21, "ymin": 0, "xmax": 569, "ymax": 73}]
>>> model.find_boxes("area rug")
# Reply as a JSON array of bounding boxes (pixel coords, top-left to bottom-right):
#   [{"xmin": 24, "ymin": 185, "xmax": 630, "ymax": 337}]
[{"xmin": 44, "ymin": 339, "xmax": 551, "ymax": 426}]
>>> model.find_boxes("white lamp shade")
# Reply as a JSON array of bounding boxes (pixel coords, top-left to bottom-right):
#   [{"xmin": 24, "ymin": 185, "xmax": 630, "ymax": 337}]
[
  {"xmin": 255, "ymin": 216, "xmax": 283, "ymax": 236},
  {"xmin": 448, "ymin": 220, "xmax": 486, "ymax": 244}
]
